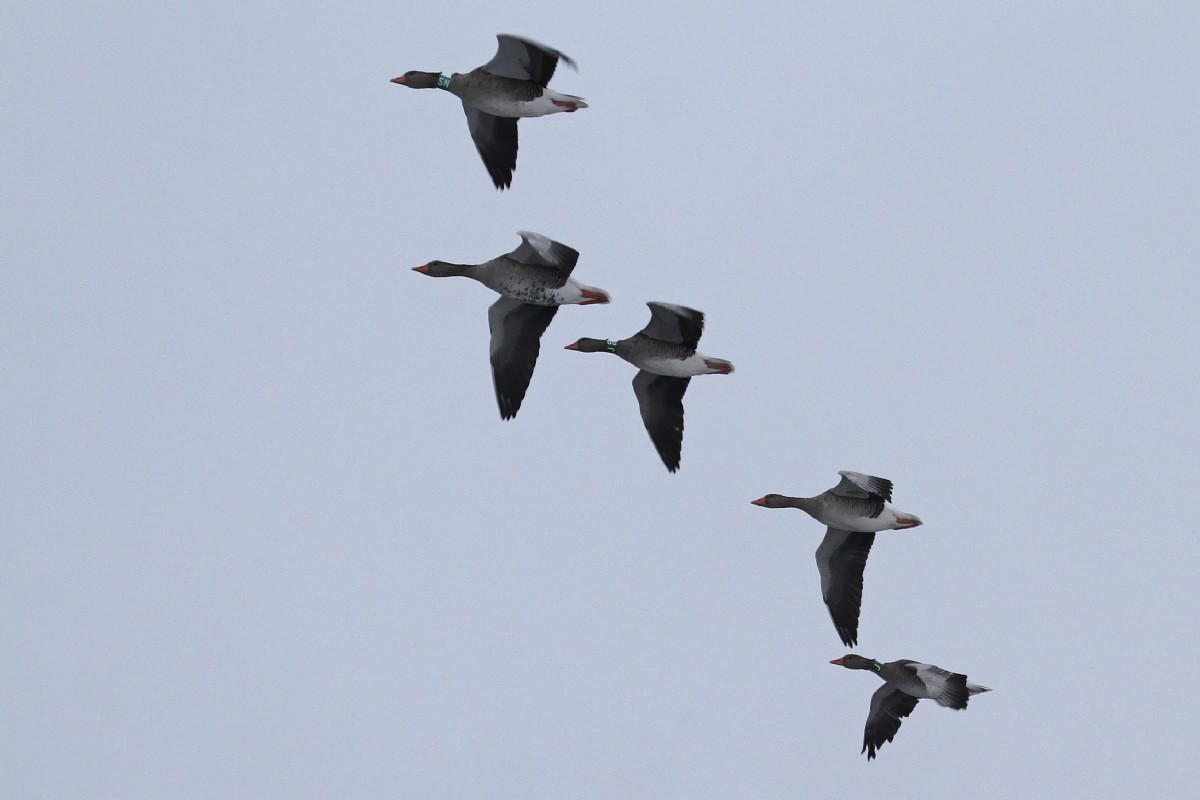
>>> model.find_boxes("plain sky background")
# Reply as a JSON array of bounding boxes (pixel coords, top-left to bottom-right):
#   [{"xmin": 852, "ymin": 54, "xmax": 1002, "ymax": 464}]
[{"xmin": 4, "ymin": 2, "xmax": 1199, "ymax": 797}]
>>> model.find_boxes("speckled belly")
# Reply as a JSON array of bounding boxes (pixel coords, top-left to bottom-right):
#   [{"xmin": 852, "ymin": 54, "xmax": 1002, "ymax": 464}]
[{"xmin": 484, "ymin": 273, "xmax": 562, "ymax": 306}]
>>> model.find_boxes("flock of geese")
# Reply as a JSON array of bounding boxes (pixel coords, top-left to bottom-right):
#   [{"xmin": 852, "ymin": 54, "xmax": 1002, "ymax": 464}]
[{"xmin": 394, "ymin": 33, "xmax": 990, "ymax": 761}]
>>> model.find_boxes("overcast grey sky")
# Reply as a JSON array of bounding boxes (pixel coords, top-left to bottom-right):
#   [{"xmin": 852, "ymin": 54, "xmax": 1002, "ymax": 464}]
[{"xmin": 4, "ymin": 2, "xmax": 1199, "ymax": 797}]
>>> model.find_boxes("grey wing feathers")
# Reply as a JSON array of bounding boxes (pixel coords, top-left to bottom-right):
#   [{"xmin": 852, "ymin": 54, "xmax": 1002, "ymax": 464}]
[
  {"xmin": 632, "ymin": 370, "xmax": 690, "ymax": 472},
  {"xmin": 509, "ymin": 231, "xmax": 580, "ymax": 277},
  {"xmin": 832, "ymin": 470, "xmax": 894, "ymax": 502},
  {"xmin": 640, "ymin": 302, "xmax": 704, "ymax": 350},
  {"xmin": 484, "ymin": 34, "xmax": 575, "ymax": 85},
  {"xmin": 488, "ymin": 297, "xmax": 559, "ymax": 419},
  {"xmin": 910, "ymin": 663, "xmax": 972, "ymax": 709},
  {"xmin": 462, "ymin": 104, "xmax": 518, "ymax": 189},
  {"xmin": 862, "ymin": 686, "xmax": 920, "ymax": 760},
  {"xmin": 814, "ymin": 529, "xmax": 876, "ymax": 647},
  {"xmin": 937, "ymin": 674, "xmax": 971, "ymax": 710}
]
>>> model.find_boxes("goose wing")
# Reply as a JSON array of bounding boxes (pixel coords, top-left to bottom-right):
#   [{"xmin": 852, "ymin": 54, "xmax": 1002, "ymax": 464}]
[
  {"xmin": 862, "ymin": 685, "xmax": 920, "ymax": 760},
  {"xmin": 815, "ymin": 529, "xmax": 876, "ymax": 647},
  {"xmin": 632, "ymin": 370, "xmax": 690, "ymax": 472},
  {"xmin": 639, "ymin": 302, "xmax": 704, "ymax": 349},
  {"xmin": 488, "ymin": 297, "xmax": 558, "ymax": 419},
  {"xmin": 910, "ymin": 662, "xmax": 972, "ymax": 709},
  {"xmin": 509, "ymin": 231, "xmax": 580, "ymax": 277},
  {"xmin": 482, "ymin": 34, "xmax": 576, "ymax": 85},
  {"xmin": 462, "ymin": 104, "xmax": 518, "ymax": 190},
  {"xmin": 830, "ymin": 471, "xmax": 894, "ymax": 502}
]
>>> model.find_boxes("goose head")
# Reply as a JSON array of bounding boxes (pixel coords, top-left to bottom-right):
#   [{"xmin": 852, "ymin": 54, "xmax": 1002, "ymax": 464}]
[
  {"xmin": 830, "ymin": 654, "xmax": 877, "ymax": 670},
  {"xmin": 750, "ymin": 494, "xmax": 800, "ymax": 509},
  {"xmin": 412, "ymin": 260, "xmax": 470, "ymax": 278},
  {"xmin": 564, "ymin": 337, "xmax": 616, "ymax": 353},
  {"xmin": 391, "ymin": 71, "xmax": 442, "ymax": 89}
]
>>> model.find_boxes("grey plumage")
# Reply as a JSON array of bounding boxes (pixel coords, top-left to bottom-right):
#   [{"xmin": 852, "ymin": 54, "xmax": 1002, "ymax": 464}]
[
  {"xmin": 631, "ymin": 371, "xmax": 690, "ymax": 472},
  {"xmin": 815, "ymin": 529, "xmax": 876, "ymax": 646},
  {"xmin": 392, "ymin": 35, "xmax": 583, "ymax": 189},
  {"xmin": 863, "ymin": 685, "xmax": 920, "ymax": 760},
  {"xmin": 414, "ymin": 232, "xmax": 605, "ymax": 420},
  {"xmin": 752, "ymin": 472, "xmax": 921, "ymax": 646},
  {"xmin": 564, "ymin": 302, "xmax": 732, "ymax": 472},
  {"xmin": 831, "ymin": 655, "xmax": 991, "ymax": 760},
  {"xmin": 826, "ymin": 471, "xmax": 891, "ymax": 520},
  {"xmin": 488, "ymin": 299, "xmax": 559, "ymax": 420},
  {"xmin": 640, "ymin": 302, "xmax": 704, "ymax": 350}
]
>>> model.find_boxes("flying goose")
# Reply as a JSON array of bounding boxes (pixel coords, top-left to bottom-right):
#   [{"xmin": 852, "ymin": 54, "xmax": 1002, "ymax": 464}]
[
  {"xmin": 392, "ymin": 34, "xmax": 587, "ymax": 189},
  {"xmin": 751, "ymin": 471, "xmax": 922, "ymax": 646},
  {"xmin": 564, "ymin": 302, "xmax": 733, "ymax": 472},
  {"xmin": 413, "ymin": 231, "xmax": 609, "ymax": 419},
  {"xmin": 830, "ymin": 654, "xmax": 991, "ymax": 760}
]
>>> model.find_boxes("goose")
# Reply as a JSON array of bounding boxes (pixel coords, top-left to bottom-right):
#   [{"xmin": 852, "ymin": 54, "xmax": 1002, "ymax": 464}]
[
  {"xmin": 564, "ymin": 302, "xmax": 733, "ymax": 472},
  {"xmin": 830, "ymin": 654, "xmax": 991, "ymax": 760},
  {"xmin": 413, "ymin": 231, "xmax": 609, "ymax": 419},
  {"xmin": 751, "ymin": 471, "xmax": 922, "ymax": 646},
  {"xmin": 391, "ymin": 34, "xmax": 587, "ymax": 189}
]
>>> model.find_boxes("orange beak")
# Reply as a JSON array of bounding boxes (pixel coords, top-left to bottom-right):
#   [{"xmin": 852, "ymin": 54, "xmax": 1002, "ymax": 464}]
[
  {"xmin": 830, "ymin": 657, "xmax": 846, "ymax": 665},
  {"xmin": 412, "ymin": 264, "xmax": 430, "ymax": 273},
  {"xmin": 391, "ymin": 75, "xmax": 407, "ymax": 85},
  {"xmin": 564, "ymin": 342, "xmax": 580, "ymax": 350},
  {"xmin": 750, "ymin": 497, "xmax": 767, "ymax": 506}
]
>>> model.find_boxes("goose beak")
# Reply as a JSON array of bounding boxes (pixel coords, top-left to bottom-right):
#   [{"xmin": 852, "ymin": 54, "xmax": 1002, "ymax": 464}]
[
  {"xmin": 391, "ymin": 75, "xmax": 407, "ymax": 85},
  {"xmin": 579, "ymin": 290, "xmax": 610, "ymax": 305},
  {"xmin": 830, "ymin": 657, "xmax": 846, "ymax": 665},
  {"xmin": 564, "ymin": 342, "xmax": 581, "ymax": 350},
  {"xmin": 412, "ymin": 264, "xmax": 430, "ymax": 274},
  {"xmin": 750, "ymin": 497, "xmax": 767, "ymax": 506}
]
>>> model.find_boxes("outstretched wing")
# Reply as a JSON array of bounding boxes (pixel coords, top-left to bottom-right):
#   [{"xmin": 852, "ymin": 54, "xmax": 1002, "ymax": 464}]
[
  {"xmin": 509, "ymin": 231, "xmax": 580, "ymax": 278},
  {"xmin": 831, "ymin": 470, "xmax": 893, "ymax": 502},
  {"xmin": 640, "ymin": 302, "xmax": 704, "ymax": 349},
  {"xmin": 910, "ymin": 662, "xmax": 972, "ymax": 709},
  {"xmin": 632, "ymin": 370, "xmax": 690, "ymax": 472},
  {"xmin": 862, "ymin": 685, "xmax": 920, "ymax": 760},
  {"xmin": 462, "ymin": 104, "xmax": 518, "ymax": 190},
  {"xmin": 815, "ymin": 529, "xmax": 876, "ymax": 646},
  {"xmin": 482, "ymin": 34, "xmax": 576, "ymax": 85},
  {"xmin": 488, "ymin": 297, "xmax": 558, "ymax": 419}
]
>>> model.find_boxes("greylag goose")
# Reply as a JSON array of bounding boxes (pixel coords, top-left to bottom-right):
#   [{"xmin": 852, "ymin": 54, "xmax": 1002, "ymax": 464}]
[
  {"xmin": 413, "ymin": 231, "xmax": 609, "ymax": 419},
  {"xmin": 751, "ymin": 471, "xmax": 922, "ymax": 646},
  {"xmin": 391, "ymin": 34, "xmax": 587, "ymax": 189},
  {"xmin": 830, "ymin": 654, "xmax": 991, "ymax": 760},
  {"xmin": 564, "ymin": 302, "xmax": 733, "ymax": 472}
]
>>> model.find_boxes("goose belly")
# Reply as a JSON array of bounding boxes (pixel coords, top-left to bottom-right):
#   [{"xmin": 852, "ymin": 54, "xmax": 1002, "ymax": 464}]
[
  {"xmin": 627, "ymin": 352, "xmax": 712, "ymax": 378},
  {"xmin": 483, "ymin": 274, "xmax": 568, "ymax": 305},
  {"xmin": 469, "ymin": 93, "xmax": 565, "ymax": 118},
  {"xmin": 820, "ymin": 504, "xmax": 907, "ymax": 532}
]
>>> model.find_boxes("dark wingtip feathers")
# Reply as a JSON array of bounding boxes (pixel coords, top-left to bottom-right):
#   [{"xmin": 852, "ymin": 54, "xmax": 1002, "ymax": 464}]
[
  {"xmin": 489, "ymin": 167, "xmax": 514, "ymax": 191},
  {"xmin": 940, "ymin": 674, "xmax": 971, "ymax": 710}
]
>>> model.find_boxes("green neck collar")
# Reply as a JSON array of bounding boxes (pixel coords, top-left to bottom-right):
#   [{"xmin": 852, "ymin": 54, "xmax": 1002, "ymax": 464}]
[
  {"xmin": 436, "ymin": 74, "xmax": 452, "ymax": 90},
  {"xmin": 605, "ymin": 339, "xmax": 619, "ymax": 353},
  {"xmin": 871, "ymin": 661, "xmax": 883, "ymax": 673}
]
